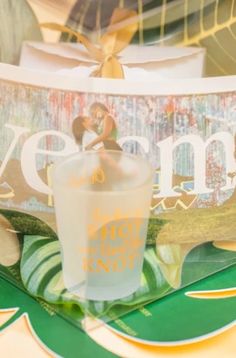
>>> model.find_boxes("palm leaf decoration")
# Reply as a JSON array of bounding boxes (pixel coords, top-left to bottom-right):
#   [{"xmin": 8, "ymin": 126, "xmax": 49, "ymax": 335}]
[
  {"xmin": 0, "ymin": 278, "xmax": 113, "ymax": 357},
  {"xmin": 109, "ymin": 264, "xmax": 236, "ymax": 343},
  {"xmin": 0, "ymin": 208, "xmax": 236, "ymax": 351},
  {"xmin": 163, "ymin": 0, "xmax": 236, "ymax": 76},
  {"xmin": 20, "ymin": 235, "xmax": 172, "ymax": 317},
  {"xmin": 61, "ymin": 0, "xmax": 236, "ymax": 76}
]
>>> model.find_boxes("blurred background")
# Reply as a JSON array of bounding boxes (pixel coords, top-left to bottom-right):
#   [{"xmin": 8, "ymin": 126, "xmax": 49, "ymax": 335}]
[{"xmin": 1, "ymin": 0, "xmax": 236, "ymax": 76}]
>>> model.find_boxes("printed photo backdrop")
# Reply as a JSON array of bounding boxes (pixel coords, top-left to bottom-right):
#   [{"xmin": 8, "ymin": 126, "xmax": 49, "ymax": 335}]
[{"xmin": 0, "ymin": 79, "xmax": 236, "ymax": 227}]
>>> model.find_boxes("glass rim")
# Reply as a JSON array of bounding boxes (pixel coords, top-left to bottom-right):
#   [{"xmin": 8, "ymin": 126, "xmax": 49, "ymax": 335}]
[{"xmin": 52, "ymin": 150, "xmax": 154, "ymax": 194}]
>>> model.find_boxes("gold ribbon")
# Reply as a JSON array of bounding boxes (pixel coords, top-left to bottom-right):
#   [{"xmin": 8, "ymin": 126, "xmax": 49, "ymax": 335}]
[{"xmin": 41, "ymin": 8, "xmax": 138, "ymax": 79}]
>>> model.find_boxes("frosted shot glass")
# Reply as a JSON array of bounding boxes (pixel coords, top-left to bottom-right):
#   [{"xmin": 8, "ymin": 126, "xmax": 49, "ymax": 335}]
[{"xmin": 52, "ymin": 150, "xmax": 154, "ymax": 301}]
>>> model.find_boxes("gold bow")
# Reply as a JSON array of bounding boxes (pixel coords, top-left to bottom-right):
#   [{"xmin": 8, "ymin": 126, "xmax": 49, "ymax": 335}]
[{"xmin": 41, "ymin": 8, "xmax": 138, "ymax": 79}]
